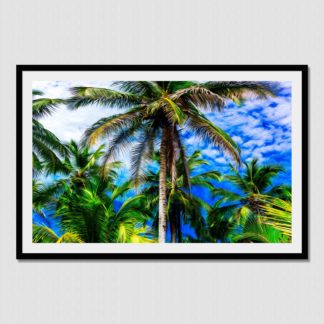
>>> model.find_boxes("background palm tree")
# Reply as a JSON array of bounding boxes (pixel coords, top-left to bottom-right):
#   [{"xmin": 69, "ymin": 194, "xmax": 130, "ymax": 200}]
[
  {"xmin": 67, "ymin": 81, "xmax": 277, "ymax": 242},
  {"xmin": 32, "ymin": 90, "xmax": 69, "ymax": 175},
  {"xmin": 32, "ymin": 141, "xmax": 155, "ymax": 243},
  {"xmin": 209, "ymin": 158, "xmax": 291, "ymax": 242},
  {"xmin": 141, "ymin": 150, "xmax": 219, "ymax": 242},
  {"xmin": 55, "ymin": 176, "xmax": 154, "ymax": 243}
]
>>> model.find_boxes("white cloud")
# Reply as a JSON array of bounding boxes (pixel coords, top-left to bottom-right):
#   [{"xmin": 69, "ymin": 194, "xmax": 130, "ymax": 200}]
[{"xmin": 34, "ymin": 81, "xmax": 124, "ymax": 142}]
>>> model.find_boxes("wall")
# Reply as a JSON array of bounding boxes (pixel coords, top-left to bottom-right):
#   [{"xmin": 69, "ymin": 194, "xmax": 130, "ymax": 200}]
[{"xmin": 0, "ymin": 1, "xmax": 322, "ymax": 323}]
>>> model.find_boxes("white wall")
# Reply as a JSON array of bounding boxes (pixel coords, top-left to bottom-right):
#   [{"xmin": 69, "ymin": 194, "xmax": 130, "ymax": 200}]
[{"xmin": 0, "ymin": 1, "xmax": 321, "ymax": 323}]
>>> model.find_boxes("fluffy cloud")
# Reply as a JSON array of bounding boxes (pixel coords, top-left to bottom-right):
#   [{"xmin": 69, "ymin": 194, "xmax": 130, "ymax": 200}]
[{"xmin": 33, "ymin": 81, "xmax": 124, "ymax": 142}]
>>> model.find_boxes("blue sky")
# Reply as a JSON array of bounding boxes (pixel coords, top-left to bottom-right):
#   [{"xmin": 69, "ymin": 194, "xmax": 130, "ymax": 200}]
[
  {"xmin": 182, "ymin": 82, "xmax": 292, "ymax": 185},
  {"xmin": 33, "ymin": 81, "xmax": 292, "ymax": 239}
]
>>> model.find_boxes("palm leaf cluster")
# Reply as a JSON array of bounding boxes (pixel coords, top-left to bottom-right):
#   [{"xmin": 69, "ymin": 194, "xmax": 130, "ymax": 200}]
[{"xmin": 208, "ymin": 159, "xmax": 292, "ymax": 243}]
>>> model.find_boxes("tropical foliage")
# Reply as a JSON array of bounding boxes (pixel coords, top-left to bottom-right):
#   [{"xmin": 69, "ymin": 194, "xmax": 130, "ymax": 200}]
[
  {"xmin": 32, "ymin": 81, "xmax": 292, "ymax": 244},
  {"xmin": 32, "ymin": 90, "xmax": 69, "ymax": 175}
]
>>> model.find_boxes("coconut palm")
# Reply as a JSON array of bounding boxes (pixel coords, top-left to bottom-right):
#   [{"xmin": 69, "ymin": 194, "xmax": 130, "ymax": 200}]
[
  {"xmin": 32, "ymin": 90, "xmax": 69, "ymax": 175},
  {"xmin": 32, "ymin": 141, "xmax": 155, "ymax": 243},
  {"xmin": 67, "ymin": 81, "xmax": 277, "ymax": 242},
  {"xmin": 55, "ymin": 176, "xmax": 154, "ymax": 243},
  {"xmin": 209, "ymin": 158, "xmax": 292, "ymax": 242}
]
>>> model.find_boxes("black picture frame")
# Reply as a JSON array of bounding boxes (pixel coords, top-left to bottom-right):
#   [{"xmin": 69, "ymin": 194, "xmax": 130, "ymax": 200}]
[{"xmin": 17, "ymin": 65, "xmax": 309, "ymax": 260}]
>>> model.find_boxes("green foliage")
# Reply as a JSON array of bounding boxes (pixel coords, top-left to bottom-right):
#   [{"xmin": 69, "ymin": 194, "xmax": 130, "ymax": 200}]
[
  {"xmin": 209, "ymin": 159, "xmax": 292, "ymax": 243},
  {"xmin": 32, "ymin": 82, "xmax": 289, "ymax": 244},
  {"xmin": 140, "ymin": 150, "xmax": 216, "ymax": 242},
  {"xmin": 33, "ymin": 224, "xmax": 83, "ymax": 243},
  {"xmin": 32, "ymin": 90, "xmax": 68, "ymax": 175},
  {"xmin": 33, "ymin": 142, "xmax": 155, "ymax": 243}
]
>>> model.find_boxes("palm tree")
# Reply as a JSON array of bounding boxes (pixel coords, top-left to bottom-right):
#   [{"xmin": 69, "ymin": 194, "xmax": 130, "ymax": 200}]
[
  {"xmin": 55, "ymin": 176, "xmax": 154, "ymax": 243},
  {"xmin": 32, "ymin": 90, "xmax": 69, "ymax": 175},
  {"xmin": 141, "ymin": 150, "xmax": 220, "ymax": 242},
  {"xmin": 32, "ymin": 141, "xmax": 155, "ymax": 243},
  {"xmin": 67, "ymin": 81, "xmax": 277, "ymax": 242},
  {"xmin": 209, "ymin": 158, "xmax": 291, "ymax": 242}
]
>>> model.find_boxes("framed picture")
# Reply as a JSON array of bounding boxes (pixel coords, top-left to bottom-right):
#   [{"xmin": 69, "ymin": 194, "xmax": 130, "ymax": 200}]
[{"xmin": 17, "ymin": 65, "xmax": 308, "ymax": 259}]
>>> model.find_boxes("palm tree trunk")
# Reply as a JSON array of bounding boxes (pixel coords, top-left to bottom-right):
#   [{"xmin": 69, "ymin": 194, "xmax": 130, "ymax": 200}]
[
  {"xmin": 170, "ymin": 216, "xmax": 177, "ymax": 243},
  {"xmin": 158, "ymin": 125, "xmax": 168, "ymax": 243},
  {"xmin": 170, "ymin": 125, "xmax": 178, "ymax": 243},
  {"xmin": 177, "ymin": 212, "xmax": 182, "ymax": 243}
]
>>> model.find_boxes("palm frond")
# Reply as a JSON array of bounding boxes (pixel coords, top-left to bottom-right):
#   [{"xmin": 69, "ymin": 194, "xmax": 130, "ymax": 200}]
[
  {"xmin": 172, "ymin": 85, "xmax": 225, "ymax": 111},
  {"xmin": 56, "ymin": 232, "xmax": 83, "ymax": 243},
  {"xmin": 101, "ymin": 119, "xmax": 146, "ymax": 168},
  {"xmin": 111, "ymin": 181, "xmax": 131, "ymax": 201},
  {"xmin": 33, "ymin": 98, "xmax": 65, "ymax": 119},
  {"xmin": 250, "ymin": 194, "xmax": 292, "ymax": 238},
  {"xmin": 203, "ymin": 81, "xmax": 278, "ymax": 105},
  {"xmin": 233, "ymin": 220, "xmax": 285, "ymax": 243},
  {"xmin": 67, "ymin": 86, "xmax": 142, "ymax": 109},
  {"xmin": 267, "ymin": 185, "xmax": 292, "ymax": 201},
  {"xmin": 187, "ymin": 110, "xmax": 241, "ymax": 164},
  {"xmin": 112, "ymin": 81, "xmax": 162, "ymax": 98},
  {"xmin": 81, "ymin": 106, "xmax": 145, "ymax": 145},
  {"xmin": 33, "ymin": 137, "xmax": 68, "ymax": 175},
  {"xmin": 212, "ymin": 187, "xmax": 242, "ymax": 204},
  {"xmin": 33, "ymin": 120, "xmax": 69, "ymax": 157},
  {"xmin": 33, "ymin": 224, "xmax": 59, "ymax": 243},
  {"xmin": 32, "ymin": 89, "xmax": 44, "ymax": 96},
  {"xmin": 162, "ymin": 97, "xmax": 187, "ymax": 125}
]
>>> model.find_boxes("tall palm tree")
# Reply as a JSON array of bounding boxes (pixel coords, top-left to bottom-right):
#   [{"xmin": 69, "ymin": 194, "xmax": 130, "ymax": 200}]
[
  {"xmin": 32, "ymin": 90, "xmax": 69, "ymax": 175},
  {"xmin": 209, "ymin": 158, "xmax": 291, "ymax": 242},
  {"xmin": 67, "ymin": 81, "xmax": 277, "ymax": 242}
]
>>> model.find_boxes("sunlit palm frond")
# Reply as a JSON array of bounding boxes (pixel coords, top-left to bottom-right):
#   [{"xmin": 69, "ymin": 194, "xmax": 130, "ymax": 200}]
[
  {"xmin": 33, "ymin": 224, "xmax": 59, "ymax": 243},
  {"xmin": 67, "ymin": 86, "xmax": 142, "ymax": 109},
  {"xmin": 233, "ymin": 219, "xmax": 286, "ymax": 243},
  {"xmin": 162, "ymin": 97, "xmax": 187, "ymax": 125},
  {"xmin": 81, "ymin": 106, "xmax": 145, "ymax": 145},
  {"xmin": 249, "ymin": 194, "xmax": 292, "ymax": 238},
  {"xmin": 33, "ymin": 224, "xmax": 83, "ymax": 243},
  {"xmin": 56, "ymin": 232, "xmax": 83, "ymax": 243}
]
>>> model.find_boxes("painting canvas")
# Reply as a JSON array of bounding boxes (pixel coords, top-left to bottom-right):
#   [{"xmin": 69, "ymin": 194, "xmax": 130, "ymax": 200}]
[{"xmin": 17, "ymin": 65, "xmax": 308, "ymax": 259}]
